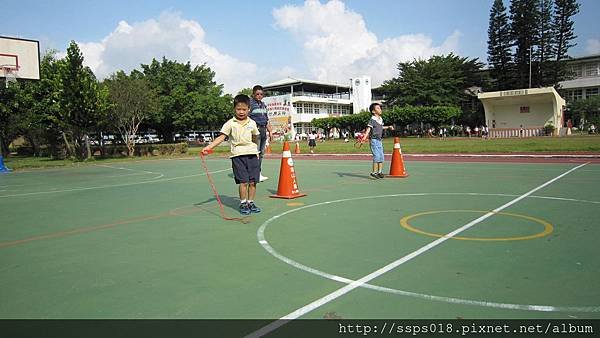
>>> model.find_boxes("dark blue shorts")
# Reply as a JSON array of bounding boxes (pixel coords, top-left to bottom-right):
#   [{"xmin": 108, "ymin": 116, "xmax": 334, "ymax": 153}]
[{"xmin": 231, "ymin": 154, "xmax": 260, "ymax": 184}]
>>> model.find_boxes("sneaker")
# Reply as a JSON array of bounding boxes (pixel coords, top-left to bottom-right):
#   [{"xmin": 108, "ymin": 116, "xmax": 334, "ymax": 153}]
[
  {"xmin": 248, "ymin": 201, "xmax": 261, "ymax": 213},
  {"xmin": 239, "ymin": 203, "xmax": 251, "ymax": 215},
  {"xmin": 377, "ymin": 172, "xmax": 385, "ymax": 178},
  {"xmin": 370, "ymin": 172, "xmax": 380, "ymax": 179},
  {"xmin": 259, "ymin": 175, "xmax": 269, "ymax": 182}
]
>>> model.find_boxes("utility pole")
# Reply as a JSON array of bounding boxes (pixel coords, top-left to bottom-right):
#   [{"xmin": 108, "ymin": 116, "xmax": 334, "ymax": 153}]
[{"xmin": 529, "ymin": 44, "xmax": 532, "ymax": 88}]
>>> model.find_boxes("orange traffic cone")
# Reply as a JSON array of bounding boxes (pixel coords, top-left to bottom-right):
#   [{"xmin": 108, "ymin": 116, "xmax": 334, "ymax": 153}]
[
  {"xmin": 388, "ymin": 137, "xmax": 409, "ymax": 178},
  {"xmin": 294, "ymin": 142, "xmax": 301, "ymax": 154},
  {"xmin": 270, "ymin": 141, "xmax": 307, "ymax": 199},
  {"xmin": 265, "ymin": 143, "xmax": 272, "ymax": 154}
]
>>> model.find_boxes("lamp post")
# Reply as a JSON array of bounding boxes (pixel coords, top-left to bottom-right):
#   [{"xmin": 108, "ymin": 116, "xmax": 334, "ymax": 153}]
[{"xmin": 529, "ymin": 45, "xmax": 532, "ymax": 89}]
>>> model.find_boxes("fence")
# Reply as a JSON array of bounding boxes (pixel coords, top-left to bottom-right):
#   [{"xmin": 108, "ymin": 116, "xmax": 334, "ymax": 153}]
[{"xmin": 489, "ymin": 127, "xmax": 545, "ymax": 138}]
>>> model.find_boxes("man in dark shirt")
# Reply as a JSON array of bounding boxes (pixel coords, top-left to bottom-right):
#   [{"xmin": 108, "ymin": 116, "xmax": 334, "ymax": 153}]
[{"xmin": 249, "ymin": 85, "xmax": 272, "ymax": 182}]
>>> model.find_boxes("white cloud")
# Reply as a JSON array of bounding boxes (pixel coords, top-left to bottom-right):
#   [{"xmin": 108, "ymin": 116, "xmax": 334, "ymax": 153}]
[
  {"xmin": 77, "ymin": 12, "xmax": 257, "ymax": 93},
  {"xmin": 586, "ymin": 39, "xmax": 600, "ymax": 55},
  {"xmin": 273, "ymin": 0, "xmax": 461, "ymax": 86}
]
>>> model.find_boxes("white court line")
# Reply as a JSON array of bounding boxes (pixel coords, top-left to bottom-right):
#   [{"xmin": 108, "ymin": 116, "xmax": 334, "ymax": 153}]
[
  {"xmin": 0, "ymin": 168, "xmax": 231, "ymax": 198},
  {"xmin": 247, "ymin": 162, "xmax": 589, "ymax": 338},
  {"xmin": 529, "ymin": 195, "xmax": 600, "ymax": 204},
  {"xmin": 258, "ymin": 193, "xmax": 600, "ymax": 314},
  {"xmin": 94, "ymin": 163, "xmax": 164, "ymax": 179}
]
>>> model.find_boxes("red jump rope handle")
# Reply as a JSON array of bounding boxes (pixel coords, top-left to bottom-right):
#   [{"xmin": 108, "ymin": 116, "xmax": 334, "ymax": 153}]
[{"xmin": 201, "ymin": 148, "xmax": 214, "ymax": 156}]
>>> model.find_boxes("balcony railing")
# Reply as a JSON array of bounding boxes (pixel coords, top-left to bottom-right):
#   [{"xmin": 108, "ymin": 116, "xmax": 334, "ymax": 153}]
[{"xmin": 292, "ymin": 91, "xmax": 350, "ymax": 100}]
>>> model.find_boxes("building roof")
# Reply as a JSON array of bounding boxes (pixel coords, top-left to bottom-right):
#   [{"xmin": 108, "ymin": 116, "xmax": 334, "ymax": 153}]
[
  {"xmin": 478, "ymin": 87, "xmax": 564, "ymax": 104},
  {"xmin": 567, "ymin": 54, "xmax": 600, "ymax": 63},
  {"xmin": 264, "ymin": 77, "xmax": 350, "ymax": 92}
]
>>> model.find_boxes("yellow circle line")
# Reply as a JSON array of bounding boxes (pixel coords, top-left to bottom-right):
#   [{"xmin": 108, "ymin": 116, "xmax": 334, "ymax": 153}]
[{"xmin": 400, "ymin": 210, "xmax": 553, "ymax": 241}]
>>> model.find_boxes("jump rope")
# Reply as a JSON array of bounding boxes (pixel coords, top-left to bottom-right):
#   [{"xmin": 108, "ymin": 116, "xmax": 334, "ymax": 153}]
[
  {"xmin": 354, "ymin": 137, "xmax": 367, "ymax": 149},
  {"xmin": 199, "ymin": 149, "xmax": 249, "ymax": 223},
  {"xmin": 354, "ymin": 130, "xmax": 368, "ymax": 149}
]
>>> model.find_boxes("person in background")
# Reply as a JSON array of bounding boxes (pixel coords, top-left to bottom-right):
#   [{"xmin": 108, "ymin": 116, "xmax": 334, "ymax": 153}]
[
  {"xmin": 249, "ymin": 85, "xmax": 272, "ymax": 182},
  {"xmin": 308, "ymin": 130, "xmax": 317, "ymax": 153}
]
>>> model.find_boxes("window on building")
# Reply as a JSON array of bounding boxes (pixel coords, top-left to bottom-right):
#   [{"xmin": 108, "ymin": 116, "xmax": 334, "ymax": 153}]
[
  {"xmin": 572, "ymin": 64, "xmax": 583, "ymax": 78},
  {"xmin": 564, "ymin": 90, "xmax": 573, "ymax": 101},
  {"xmin": 316, "ymin": 104, "xmax": 327, "ymax": 114},
  {"xmin": 573, "ymin": 89, "xmax": 583, "ymax": 101},
  {"xmin": 585, "ymin": 87, "xmax": 599, "ymax": 97},
  {"xmin": 585, "ymin": 63, "xmax": 599, "ymax": 77},
  {"xmin": 304, "ymin": 103, "xmax": 313, "ymax": 114}
]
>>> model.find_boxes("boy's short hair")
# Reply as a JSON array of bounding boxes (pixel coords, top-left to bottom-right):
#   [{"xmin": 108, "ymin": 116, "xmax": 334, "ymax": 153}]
[
  {"xmin": 369, "ymin": 103, "xmax": 381, "ymax": 113},
  {"xmin": 234, "ymin": 94, "xmax": 250, "ymax": 107},
  {"xmin": 252, "ymin": 85, "xmax": 264, "ymax": 93}
]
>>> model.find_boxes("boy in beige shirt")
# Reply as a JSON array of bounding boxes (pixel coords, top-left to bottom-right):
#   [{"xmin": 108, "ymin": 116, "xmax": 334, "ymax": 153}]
[{"xmin": 202, "ymin": 95, "xmax": 261, "ymax": 215}]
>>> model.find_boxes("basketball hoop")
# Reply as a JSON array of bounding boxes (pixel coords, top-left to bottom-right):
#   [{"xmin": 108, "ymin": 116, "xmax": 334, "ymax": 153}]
[{"xmin": 2, "ymin": 65, "xmax": 18, "ymax": 88}]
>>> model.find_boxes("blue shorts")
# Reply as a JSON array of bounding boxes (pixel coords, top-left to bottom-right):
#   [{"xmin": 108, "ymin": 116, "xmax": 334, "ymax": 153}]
[
  {"xmin": 370, "ymin": 138, "xmax": 384, "ymax": 163},
  {"xmin": 231, "ymin": 154, "xmax": 260, "ymax": 184}
]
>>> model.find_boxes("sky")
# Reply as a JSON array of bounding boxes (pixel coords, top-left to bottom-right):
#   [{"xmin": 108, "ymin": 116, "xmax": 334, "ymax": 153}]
[{"xmin": 3, "ymin": 0, "xmax": 600, "ymax": 94}]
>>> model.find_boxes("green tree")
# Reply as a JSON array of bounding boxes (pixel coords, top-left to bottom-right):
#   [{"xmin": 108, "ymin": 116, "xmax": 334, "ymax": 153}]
[
  {"xmin": 104, "ymin": 71, "xmax": 158, "ymax": 156},
  {"xmin": 381, "ymin": 53, "xmax": 485, "ymax": 107},
  {"xmin": 567, "ymin": 96, "xmax": 600, "ymax": 128},
  {"xmin": 237, "ymin": 87, "xmax": 253, "ymax": 96},
  {"xmin": 386, "ymin": 105, "xmax": 462, "ymax": 127},
  {"xmin": 0, "ymin": 84, "xmax": 23, "ymax": 156},
  {"xmin": 21, "ymin": 51, "xmax": 65, "ymax": 157},
  {"xmin": 552, "ymin": 0, "xmax": 580, "ymax": 83},
  {"xmin": 312, "ymin": 112, "xmax": 371, "ymax": 136},
  {"xmin": 535, "ymin": 0, "xmax": 556, "ymax": 87},
  {"xmin": 140, "ymin": 58, "xmax": 232, "ymax": 142},
  {"xmin": 510, "ymin": 0, "xmax": 539, "ymax": 89},
  {"xmin": 0, "ymin": 51, "xmax": 64, "ymax": 157},
  {"xmin": 487, "ymin": 0, "xmax": 514, "ymax": 90},
  {"xmin": 58, "ymin": 41, "xmax": 106, "ymax": 159}
]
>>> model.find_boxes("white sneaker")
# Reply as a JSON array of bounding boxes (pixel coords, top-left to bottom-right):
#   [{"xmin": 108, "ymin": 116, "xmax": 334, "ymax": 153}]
[{"xmin": 259, "ymin": 175, "xmax": 269, "ymax": 182}]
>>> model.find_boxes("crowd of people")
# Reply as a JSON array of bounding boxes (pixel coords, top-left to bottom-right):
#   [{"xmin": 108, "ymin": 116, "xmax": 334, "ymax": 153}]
[{"xmin": 418, "ymin": 125, "xmax": 490, "ymax": 138}]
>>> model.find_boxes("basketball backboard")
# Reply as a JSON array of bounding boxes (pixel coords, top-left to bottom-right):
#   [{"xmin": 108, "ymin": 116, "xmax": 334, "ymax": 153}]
[{"xmin": 0, "ymin": 36, "xmax": 40, "ymax": 81}]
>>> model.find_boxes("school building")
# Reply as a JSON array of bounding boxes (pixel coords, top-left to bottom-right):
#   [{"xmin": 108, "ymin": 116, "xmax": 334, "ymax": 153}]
[
  {"xmin": 559, "ymin": 54, "xmax": 600, "ymax": 102},
  {"xmin": 263, "ymin": 76, "xmax": 373, "ymax": 137},
  {"xmin": 477, "ymin": 54, "xmax": 599, "ymax": 137},
  {"xmin": 478, "ymin": 87, "xmax": 566, "ymax": 137}
]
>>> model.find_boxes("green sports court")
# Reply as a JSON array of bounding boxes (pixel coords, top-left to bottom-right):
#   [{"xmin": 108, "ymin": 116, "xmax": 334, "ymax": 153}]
[{"xmin": 1, "ymin": 155, "xmax": 599, "ymax": 335}]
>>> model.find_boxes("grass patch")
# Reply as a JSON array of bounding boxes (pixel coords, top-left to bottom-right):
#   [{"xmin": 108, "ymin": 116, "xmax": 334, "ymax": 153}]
[{"xmin": 189, "ymin": 135, "xmax": 600, "ymax": 155}]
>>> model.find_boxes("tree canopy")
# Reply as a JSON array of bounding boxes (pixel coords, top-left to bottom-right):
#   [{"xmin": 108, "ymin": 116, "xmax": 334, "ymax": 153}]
[
  {"xmin": 487, "ymin": 0, "xmax": 580, "ymax": 89},
  {"xmin": 380, "ymin": 53, "xmax": 485, "ymax": 107},
  {"xmin": 104, "ymin": 71, "xmax": 158, "ymax": 156},
  {"xmin": 140, "ymin": 58, "xmax": 232, "ymax": 142},
  {"xmin": 487, "ymin": 0, "xmax": 514, "ymax": 90}
]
